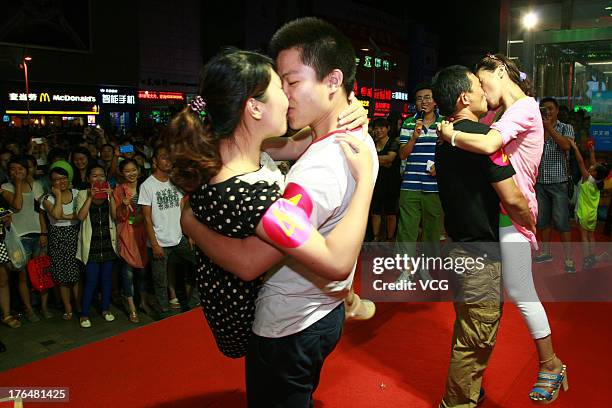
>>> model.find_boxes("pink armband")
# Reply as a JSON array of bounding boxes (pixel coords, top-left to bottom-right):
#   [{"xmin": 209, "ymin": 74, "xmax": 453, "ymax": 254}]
[
  {"xmin": 489, "ymin": 148, "xmax": 509, "ymax": 167},
  {"xmin": 262, "ymin": 198, "xmax": 313, "ymax": 248},
  {"xmin": 282, "ymin": 182, "xmax": 313, "ymax": 216}
]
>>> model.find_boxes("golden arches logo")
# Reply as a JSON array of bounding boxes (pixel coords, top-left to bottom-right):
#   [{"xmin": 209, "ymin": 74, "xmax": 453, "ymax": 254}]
[{"xmin": 39, "ymin": 93, "xmax": 50, "ymax": 102}]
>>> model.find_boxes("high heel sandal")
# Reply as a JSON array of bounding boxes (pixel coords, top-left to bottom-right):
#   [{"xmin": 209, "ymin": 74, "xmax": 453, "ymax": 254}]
[{"xmin": 529, "ymin": 354, "xmax": 569, "ymax": 404}]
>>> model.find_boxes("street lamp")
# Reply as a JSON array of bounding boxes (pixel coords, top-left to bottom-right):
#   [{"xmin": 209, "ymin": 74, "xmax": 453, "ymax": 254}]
[
  {"xmin": 20, "ymin": 56, "xmax": 32, "ymax": 127},
  {"xmin": 522, "ymin": 12, "xmax": 538, "ymax": 30}
]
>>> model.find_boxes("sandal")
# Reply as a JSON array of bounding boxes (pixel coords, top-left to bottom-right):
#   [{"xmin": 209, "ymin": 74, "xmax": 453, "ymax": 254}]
[
  {"xmin": 62, "ymin": 312, "xmax": 73, "ymax": 321},
  {"xmin": 2, "ymin": 315, "xmax": 21, "ymax": 329},
  {"xmin": 128, "ymin": 311, "xmax": 139, "ymax": 323},
  {"xmin": 345, "ymin": 293, "xmax": 376, "ymax": 321},
  {"xmin": 529, "ymin": 355, "xmax": 568, "ymax": 404}
]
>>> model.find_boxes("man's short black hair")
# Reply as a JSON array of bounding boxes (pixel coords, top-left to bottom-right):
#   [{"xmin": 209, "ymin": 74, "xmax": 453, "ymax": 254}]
[
  {"xmin": 414, "ymin": 82, "xmax": 433, "ymax": 98},
  {"xmin": 371, "ymin": 117, "xmax": 389, "ymax": 128},
  {"xmin": 153, "ymin": 144, "xmax": 168, "ymax": 159},
  {"xmin": 269, "ymin": 17, "xmax": 356, "ymax": 96},
  {"xmin": 431, "ymin": 66, "xmax": 472, "ymax": 117},
  {"xmin": 540, "ymin": 97, "xmax": 558, "ymax": 108}
]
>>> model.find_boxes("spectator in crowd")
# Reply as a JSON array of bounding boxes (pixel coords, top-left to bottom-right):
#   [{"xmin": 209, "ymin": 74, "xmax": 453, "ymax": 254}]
[
  {"xmin": 533, "ymin": 97, "xmax": 576, "ymax": 273},
  {"xmin": 70, "ymin": 147, "xmax": 92, "ymax": 190},
  {"xmin": 571, "ymin": 140, "xmax": 610, "ymax": 269},
  {"xmin": 1, "ymin": 156, "xmax": 49, "ymax": 321},
  {"xmin": 397, "ymin": 83, "xmax": 444, "ymax": 281},
  {"xmin": 0, "ymin": 149, "xmax": 12, "ymax": 185},
  {"xmin": 0, "ymin": 193, "xmax": 19, "ymax": 328},
  {"xmin": 4, "ymin": 140, "xmax": 20, "ymax": 156},
  {"xmin": 76, "ymin": 164, "xmax": 117, "ymax": 328},
  {"xmin": 371, "ymin": 117, "xmax": 400, "ymax": 242},
  {"xmin": 139, "ymin": 145, "xmax": 196, "ymax": 319},
  {"xmin": 112, "ymin": 158, "xmax": 150, "ymax": 322},
  {"xmin": 41, "ymin": 164, "xmax": 81, "ymax": 321}
]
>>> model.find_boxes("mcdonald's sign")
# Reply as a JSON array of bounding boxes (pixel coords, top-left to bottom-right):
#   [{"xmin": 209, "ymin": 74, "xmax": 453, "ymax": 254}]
[{"xmin": 39, "ymin": 93, "xmax": 50, "ymax": 102}]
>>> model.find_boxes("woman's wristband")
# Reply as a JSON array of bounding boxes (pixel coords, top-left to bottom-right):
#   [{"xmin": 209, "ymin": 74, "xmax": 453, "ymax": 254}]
[{"xmin": 451, "ymin": 130, "xmax": 460, "ymax": 147}]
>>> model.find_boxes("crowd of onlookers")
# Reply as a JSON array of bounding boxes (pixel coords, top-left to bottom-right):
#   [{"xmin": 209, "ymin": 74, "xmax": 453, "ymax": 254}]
[{"xmin": 0, "ymin": 122, "xmax": 198, "ymax": 338}]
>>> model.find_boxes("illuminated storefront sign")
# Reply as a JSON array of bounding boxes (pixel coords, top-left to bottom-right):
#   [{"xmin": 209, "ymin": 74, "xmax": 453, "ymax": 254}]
[
  {"xmin": 138, "ymin": 90, "xmax": 185, "ymax": 101},
  {"xmin": 8, "ymin": 92, "xmax": 96, "ymax": 103},
  {"xmin": 99, "ymin": 88, "xmax": 136, "ymax": 105},
  {"xmin": 4, "ymin": 84, "xmax": 99, "ymax": 116}
]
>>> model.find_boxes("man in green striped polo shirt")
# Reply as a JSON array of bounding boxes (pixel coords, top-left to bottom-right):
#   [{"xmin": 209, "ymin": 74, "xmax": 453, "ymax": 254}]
[{"xmin": 397, "ymin": 84, "xmax": 444, "ymax": 279}]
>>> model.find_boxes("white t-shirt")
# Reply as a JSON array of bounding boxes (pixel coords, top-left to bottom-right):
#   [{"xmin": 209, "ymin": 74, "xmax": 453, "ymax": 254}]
[
  {"xmin": 138, "ymin": 174, "xmax": 183, "ymax": 247},
  {"xmin": 41, "ymin": 189, "xmax": 79, "ymax": 227},
  {"xmin": 252, "ymin": 127, "xmax": 379, "ymax": 338},
  {"xmin": 2, "ymin": 181, "xmax": 45, "ymax": 236}
]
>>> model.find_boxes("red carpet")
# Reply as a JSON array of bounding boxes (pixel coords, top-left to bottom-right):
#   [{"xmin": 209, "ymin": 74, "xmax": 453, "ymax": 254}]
[{"xmin": 0, "ymin": 297, "xmax": 610, "ymax": 407}]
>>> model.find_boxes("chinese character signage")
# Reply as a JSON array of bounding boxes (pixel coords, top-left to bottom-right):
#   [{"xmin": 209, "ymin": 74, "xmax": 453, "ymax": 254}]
[
  {"xmin": 99, "ymin": 88, "xmax": 136, "ymax": 106},
  {"xmin": 138, "ymin": 90, "xmax": 185, "ymax": 102},
  {"xmin": 3, "ymin": 83, "xmax": 99, "ymax": 115}
]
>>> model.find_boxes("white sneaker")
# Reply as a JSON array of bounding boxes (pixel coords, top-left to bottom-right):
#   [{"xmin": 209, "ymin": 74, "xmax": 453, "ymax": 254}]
[
  {"xmin": 80, "ymin": 318, "xmax": 91, "ymax": 328},
  {"xmin": 102, "ymin": 312, "xmax": 115, "ymax": 322}
]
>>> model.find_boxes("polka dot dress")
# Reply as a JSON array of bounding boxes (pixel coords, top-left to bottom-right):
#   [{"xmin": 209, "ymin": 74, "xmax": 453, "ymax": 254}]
[
  {"xmin": 48, "ymin": 224, "xmax": 80, "ymax": 284},
  {"xmin": 191, "ymin": 170, "xmax": 283, "ymax": 358},
  {"xmin": 0, "ymin": 241, "xmax": 9, "ymax": 264}
]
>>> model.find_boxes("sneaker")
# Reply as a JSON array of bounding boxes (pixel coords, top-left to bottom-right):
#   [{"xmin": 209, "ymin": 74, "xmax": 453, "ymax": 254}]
[
  {"xmin": 80, "ymin": 318, "xmax": 92, "ymax": 328},
  {"xmin": 564, "ymin": 258, "xmax": 576, "ymax": 274},
  {"xmin": 169, "ymin": 298, "xmax": 181, "ymax": 310},
  {"xmin": 534, "ymin": 253, "xmax": 553, "ymax": 263},
  {"xmin": 102, "ymin": 312, "xmax": 115, "ymax": 322}
]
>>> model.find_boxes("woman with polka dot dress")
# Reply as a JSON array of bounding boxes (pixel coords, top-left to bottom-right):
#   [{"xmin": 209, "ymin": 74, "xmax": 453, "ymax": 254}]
[{"xmin": 167, "ymin": 49, "xmax": 372, "ymax": 358}]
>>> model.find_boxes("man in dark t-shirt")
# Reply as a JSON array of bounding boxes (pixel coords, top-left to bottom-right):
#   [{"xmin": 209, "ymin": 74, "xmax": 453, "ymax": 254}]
[{"xmin": 432, "ymin": 66, "xmax": 534, "ymax": 408}]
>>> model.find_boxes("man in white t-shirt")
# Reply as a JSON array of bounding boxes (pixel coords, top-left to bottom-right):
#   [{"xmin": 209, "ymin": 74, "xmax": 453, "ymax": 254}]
[
  {"xmin": 182, "ymin": 17, "xmax": 378, "ymax": 407},
  {"xmin": 139, "ymin": 145, "xmax": 196, "ymax": 318}
]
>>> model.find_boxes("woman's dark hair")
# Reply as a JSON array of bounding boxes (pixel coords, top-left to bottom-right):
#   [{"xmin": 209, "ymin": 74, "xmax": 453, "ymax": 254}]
[
  {"xmin": 49, "ymin": 167, "xmax": 69, "ymax": 178},
  {"xmin": 47, "ymin": 147, "xmax": 67, "ymax": 165},
  {"xmin": 8, "ymin": 155, "xmax": 30, "ymax": 175},
  {"xmin": 118, "ymin": 158, "xmax": 139, "ymax": 174},
  {"xmin": 71, "ymin": 147, "xmax": 92, "ymax": 163},
  {"xmin": 269, "ymin": 17, "xmax": 356, "ymax": 97},
  {"xmin": 166, "ymin": 48, "xmax": 274, "ymax": 192},
  {"xmin": 371, "ymin": 117, "xmax": 390, "ymax": 129},
  {"xmin": 85, "ymin": 163, "xmax": 107, "ymax": 179},
  {"xmin": 476, "ymin": 53, "xmax": 534, "ymax": 97}
]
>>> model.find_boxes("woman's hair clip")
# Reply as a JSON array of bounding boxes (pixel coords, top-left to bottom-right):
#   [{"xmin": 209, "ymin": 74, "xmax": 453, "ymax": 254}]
[
  {"xmin": 189, "ymin": 95, "xmax": 206, "ymax": 113},
  {"xmin": 519, "ymin": 71, "xmax": 527, "ymax": 82}
]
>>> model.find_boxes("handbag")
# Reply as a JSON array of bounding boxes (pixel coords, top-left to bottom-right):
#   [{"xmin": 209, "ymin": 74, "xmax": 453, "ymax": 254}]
[
  {"xmin": 27, "ymin": 254, "xmax": 54, "ymax": 291},
  {"xmin": 5, "ymin": 227, "xmax": 27, "ymax": 269},
  {"xmin": 114, "ymin": 186, "xmax": 148, "ymax": 269}
]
